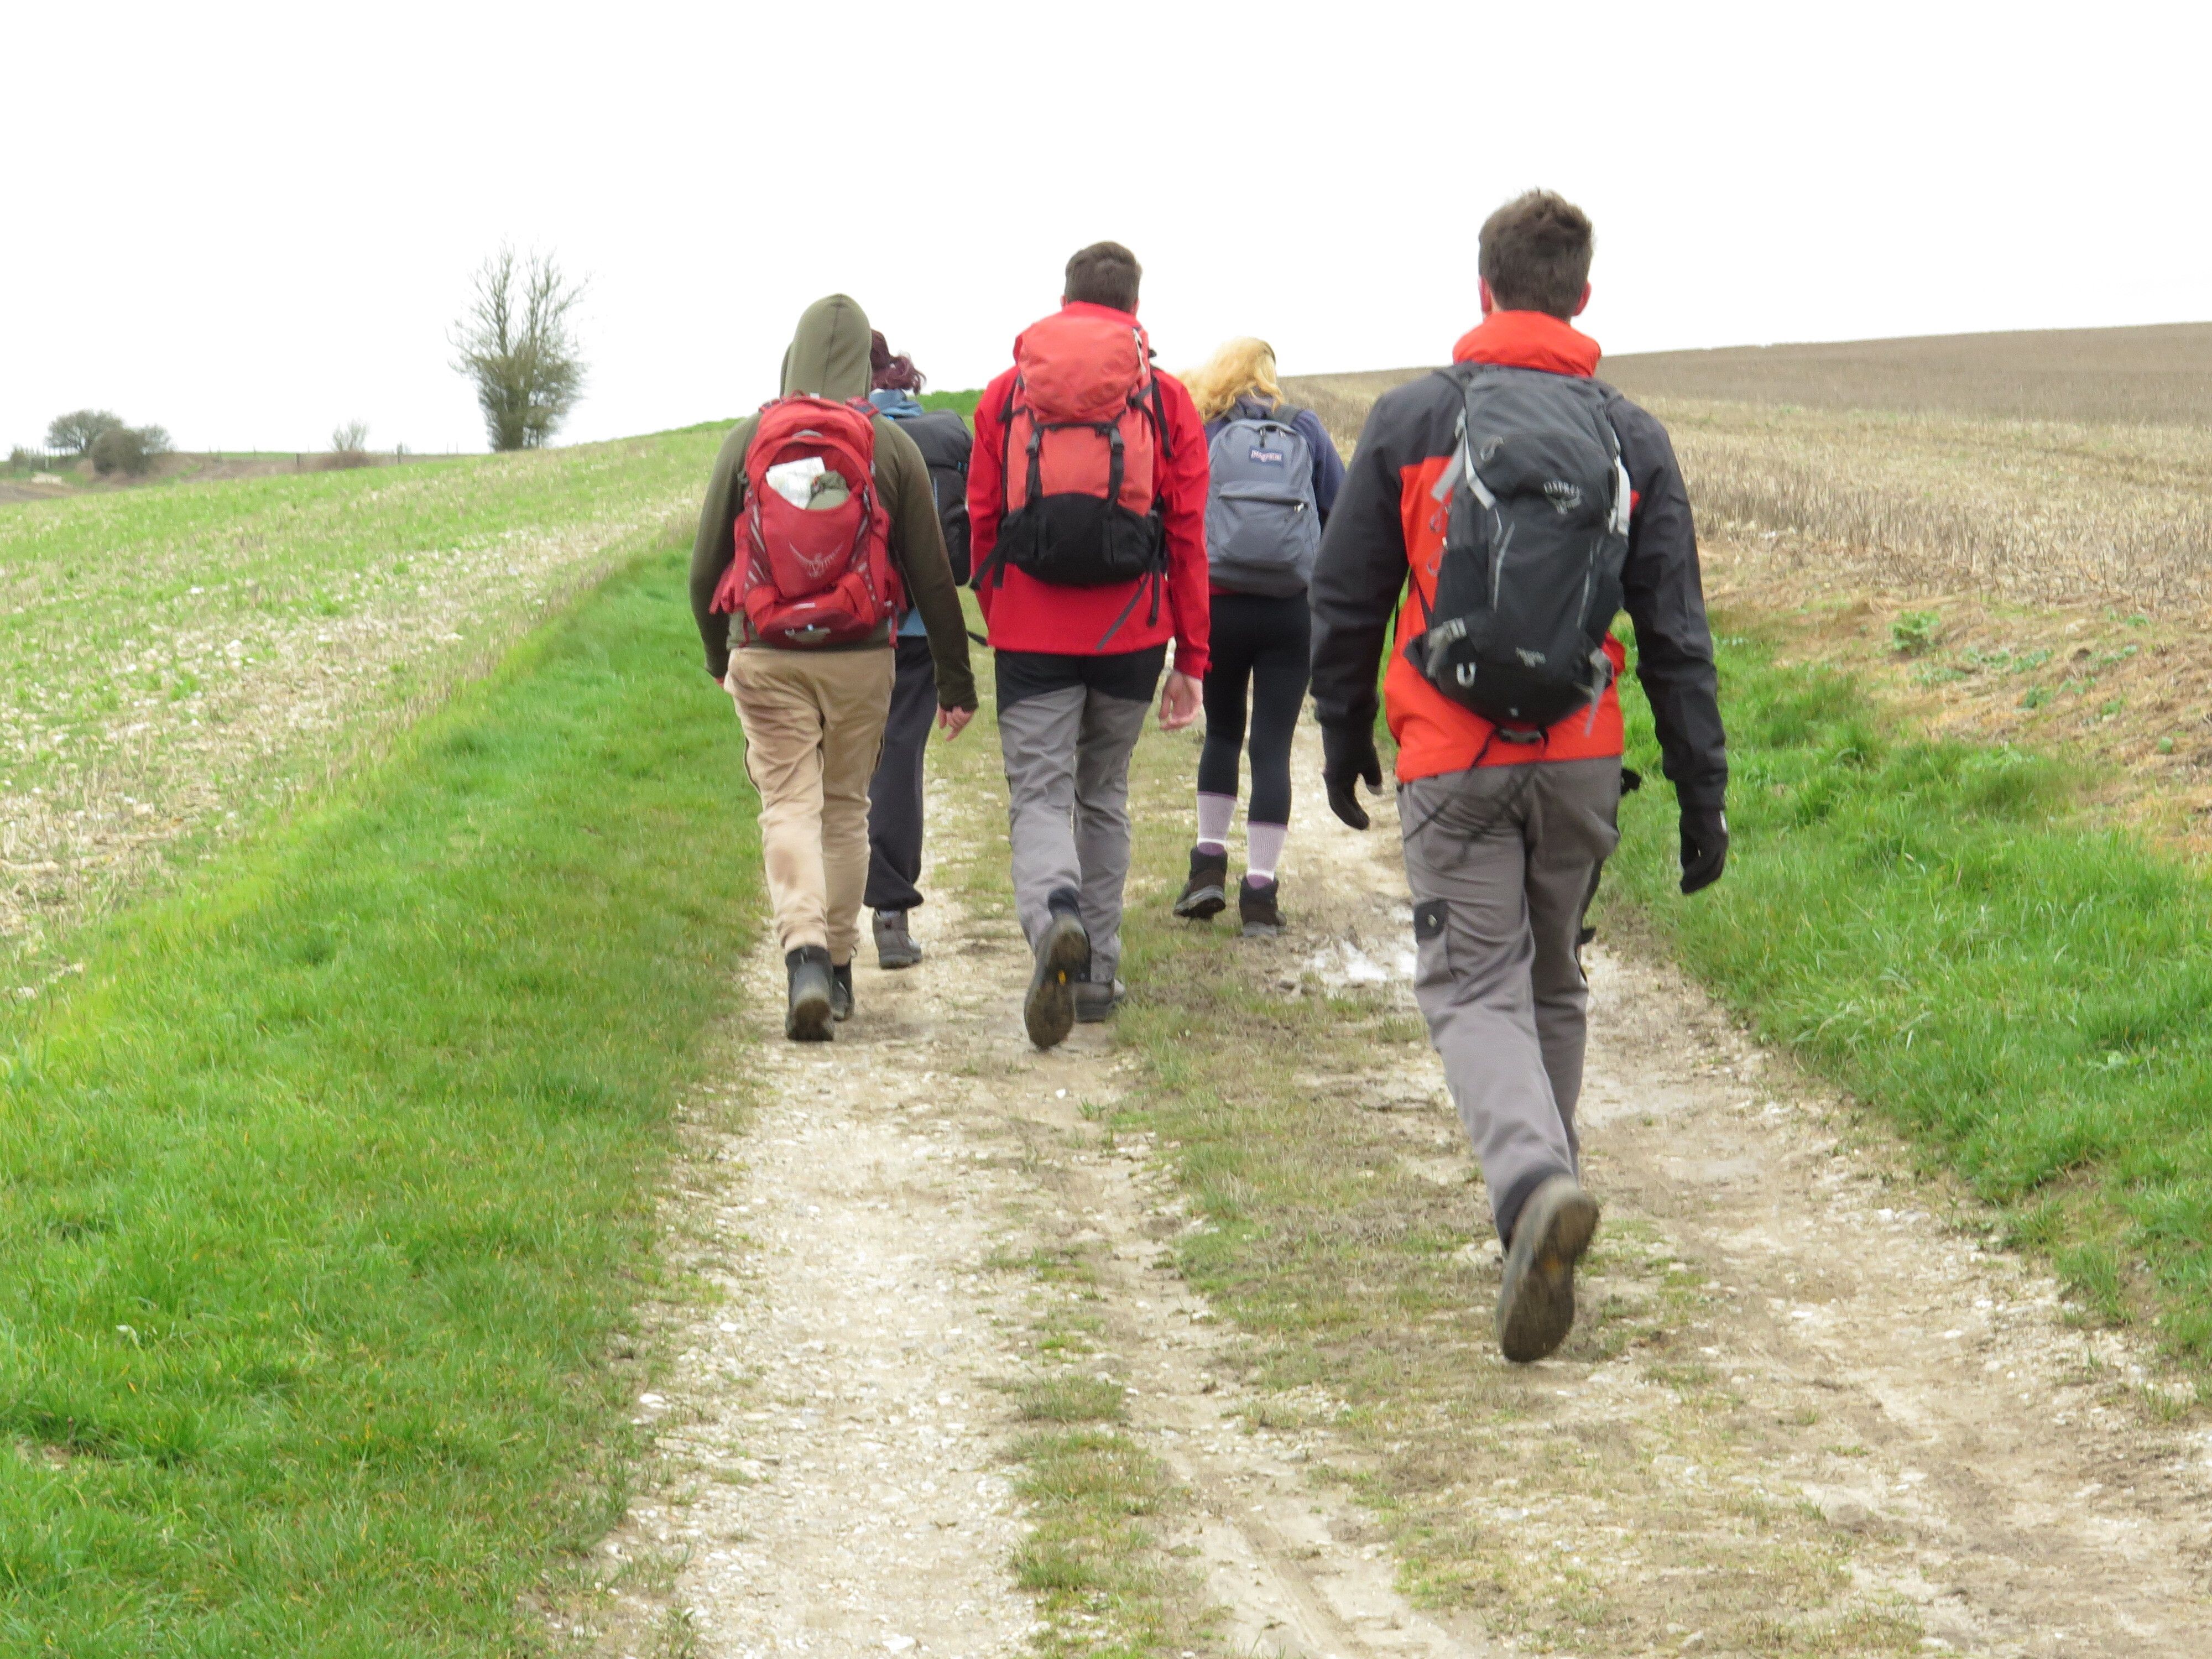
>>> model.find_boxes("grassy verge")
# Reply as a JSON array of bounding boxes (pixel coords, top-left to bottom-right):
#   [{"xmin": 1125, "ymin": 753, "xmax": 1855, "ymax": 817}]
[
  {"xmin": 1609, "ymin": 614, "xmax": 2212, "ymax": 1360},
  {"xmin": 0, "ymin": 546, "xmax": 756, "ymax": 1653},
  {"xmin": 1005, "ymin": 1253, "xmax": 1185, "ymax": 1659}
]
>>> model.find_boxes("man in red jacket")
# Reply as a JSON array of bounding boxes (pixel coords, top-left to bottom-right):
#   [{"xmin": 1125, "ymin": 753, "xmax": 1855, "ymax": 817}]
[
  {"xmin": 969, "ymin": 242, "xmax": 1211, "ymax": 1048},
  {"xmin": 1308, "ymin": 192, "xmax": 1729, "ymax": 1363}
]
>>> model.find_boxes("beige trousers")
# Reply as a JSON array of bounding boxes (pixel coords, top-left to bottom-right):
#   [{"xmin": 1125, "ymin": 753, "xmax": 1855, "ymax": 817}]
[{"xmin": 728, "ymin": 645, "xmax": 896, "ymax": 964}]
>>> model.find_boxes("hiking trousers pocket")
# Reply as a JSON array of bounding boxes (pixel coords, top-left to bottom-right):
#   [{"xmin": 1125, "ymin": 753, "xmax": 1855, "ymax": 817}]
[{"xmin": 1412, "ymin": 898, "xmax": 1453, "ymax": 988}]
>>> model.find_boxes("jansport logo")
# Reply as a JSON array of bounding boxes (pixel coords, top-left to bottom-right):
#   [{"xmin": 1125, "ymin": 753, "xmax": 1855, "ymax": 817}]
[
  {"xmin": 1248, "ymin": 448, "xmax": 1286, "ymax": 466},
  {"xmin": 1542, "ymin": 479, "xmax": 1583, "ymax": 513}
]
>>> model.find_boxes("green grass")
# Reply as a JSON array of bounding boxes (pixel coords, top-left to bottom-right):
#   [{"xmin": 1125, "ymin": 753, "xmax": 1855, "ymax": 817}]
[
  {"xmin": 917, "ymin": 389, "xmax": 981, "ymax": 420},
  {"xmin": 0, "ymin": 545, "xmax": 757, "ymax": 1653},
  {"xmin": 1609, "ymin": 617, "xmax": 2212, "ymax": 1359}
]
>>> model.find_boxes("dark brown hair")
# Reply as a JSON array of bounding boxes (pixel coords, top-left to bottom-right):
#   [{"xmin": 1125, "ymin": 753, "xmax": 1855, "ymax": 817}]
[
  {"xmin": 1062, "ymin": 242, "xmax": 1142, "ymax": 313},
  {"xmin": 1478, "ymin": 191, "xmax": 1594, "ymax": 320},
  {"xmin": 869, "ymin": 330, "xmax": 926, "ymax": 393}
]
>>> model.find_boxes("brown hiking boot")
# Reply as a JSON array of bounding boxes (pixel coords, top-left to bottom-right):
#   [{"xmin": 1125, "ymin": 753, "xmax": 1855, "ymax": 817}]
[
  {"xmin": 1496, "ymin": 1175, "xmax": 1600, "ymax": 1363},
  {"xmin": 1024, "ymin": 905, "xmax": 1090, "ymax": 1050},
  {"xmin": 1238, "ymin": 875, "xmax": 1283, "ymax": 937},
  {"xmin": 1172, "ymin": 847, "xmax": 1228, "ymax": 920}
]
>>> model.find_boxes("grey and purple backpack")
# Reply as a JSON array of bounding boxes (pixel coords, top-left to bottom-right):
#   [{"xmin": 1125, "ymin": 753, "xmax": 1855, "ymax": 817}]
[{"xmin": 1203, "ymin": 400, "xmax": 1321, "ymax": 597}]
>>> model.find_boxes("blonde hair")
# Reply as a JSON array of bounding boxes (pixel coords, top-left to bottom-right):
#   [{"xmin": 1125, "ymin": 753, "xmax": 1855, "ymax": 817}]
[{"xmin": 1182, "ymin": 337, "xmax": 1284, "ymax": 423}]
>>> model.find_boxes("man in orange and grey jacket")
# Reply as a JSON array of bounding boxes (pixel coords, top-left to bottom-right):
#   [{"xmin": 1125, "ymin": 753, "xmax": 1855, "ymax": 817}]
[{"xmin": 1307, "ymin": 190, "xmax": 1728, "ymax": 1363}]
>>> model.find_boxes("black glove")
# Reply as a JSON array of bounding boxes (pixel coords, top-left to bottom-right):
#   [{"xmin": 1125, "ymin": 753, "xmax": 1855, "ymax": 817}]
[
  {"xmin": 1679, "ymin": 805, "xmax": 1729, "ymax": 895},
  {"xmin": 1322, "ymin": 721, "xmax": 1384, "ymax": 831}
]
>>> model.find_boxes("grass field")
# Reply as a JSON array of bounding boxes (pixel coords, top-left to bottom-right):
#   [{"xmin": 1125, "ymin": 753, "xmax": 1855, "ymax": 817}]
[
  {"xmin": 0, "ymin": 544, "xmax": 757, "ymax": 1653},
  {"xmin": 0, "ymin": 429, "xmax": 720, "ymax": 991}
]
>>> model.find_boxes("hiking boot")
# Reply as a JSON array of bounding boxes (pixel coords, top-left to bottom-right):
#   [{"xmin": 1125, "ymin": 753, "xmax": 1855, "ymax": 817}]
[
  {"xmin": 1073, "ymin": 977, "xmax": 1125, "ymax": 1023},
  {"xmin": 1024, "ymin": 899, "xmax": 1091, "ymax": 1051},
  {"xmin": 1238, "ymin": 875, "xmax": 1284, "ymax": 937},
  {"xmin": 830, "ymin": 961, "xmax": 854, "ymax": 1022},
  {"xmin": 1496, "ymin": 1175, "xmax": 1600, "ymax": 1363},
  {"xmin": 1172, "ymin": 847, "xmax": 1229, "ymax": 920},
  {"xmin": 874, "ymin": 909, "xmax": 923, "ymax": 970},
  {"xmin": 785, "ymin": 946, "xmax": 834, "ymax": 1043}
]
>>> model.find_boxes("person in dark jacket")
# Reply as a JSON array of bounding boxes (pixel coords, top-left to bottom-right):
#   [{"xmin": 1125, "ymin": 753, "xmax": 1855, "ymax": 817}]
[
  {"xmin": 862, "ymin": 332, "xmax": 974, "ymax": 969},
  {"xmin": 1307, "ymin": 191, "xmax": 1728, "ymax": 1363},
  {"xmin": 1172, "ymin": 337, "xmax": 1344, "ymax": 936}
]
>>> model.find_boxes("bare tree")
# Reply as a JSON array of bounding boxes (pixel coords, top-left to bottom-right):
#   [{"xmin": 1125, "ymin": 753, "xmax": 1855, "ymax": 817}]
[
  {"xmin": 326, "ymin": 419, "xmax": 372, "ymax": 469},
  {"xmin": 46, "ymin": 409, "xmax": 123, "ymax": 455},
  {"xmin": 450, "ymin": 248, "xmax": 587, "ymax": 452}
]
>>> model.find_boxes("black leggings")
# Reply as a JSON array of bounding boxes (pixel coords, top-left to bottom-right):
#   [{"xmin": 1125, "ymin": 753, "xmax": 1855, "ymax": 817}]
[{"xmin": 1198, "ymin": 590, "xmax": 1311, "ymax": 825}]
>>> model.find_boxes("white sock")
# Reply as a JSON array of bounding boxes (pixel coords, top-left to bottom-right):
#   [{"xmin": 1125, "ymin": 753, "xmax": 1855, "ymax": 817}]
[
  {"xmin": 1246, "ymin": 821, "xmax": 1287, "ymax": 884},
  {"xmin": 1196, "ymin": 792, "xmax": 1234, "ymax": 854}
]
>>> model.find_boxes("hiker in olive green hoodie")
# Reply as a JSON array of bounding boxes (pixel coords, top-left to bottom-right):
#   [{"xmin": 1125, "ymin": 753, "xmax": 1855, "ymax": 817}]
[{"xmin": 691, "ymin": 294, "xmax": 978, "ymax": 1041}]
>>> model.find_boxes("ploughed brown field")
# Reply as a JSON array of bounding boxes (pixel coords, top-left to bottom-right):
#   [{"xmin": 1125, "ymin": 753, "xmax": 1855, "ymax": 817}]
[{"xmin": 1287, "ymin": 321, "xmax": 2212, "ymax": 843}]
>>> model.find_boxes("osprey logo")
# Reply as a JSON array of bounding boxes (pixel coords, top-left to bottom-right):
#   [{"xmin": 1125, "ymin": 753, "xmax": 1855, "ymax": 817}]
[
  {"xmin": 1541, "ymin": 479, "xmax": 1583, "ymax": 514},
  {"xmin": 1515, "ymin": 647, "xmax": 1547, "ymax": 667},
  {"xmin": 776, "ymin": 535, "xmax": 842, "ymax": 582}
]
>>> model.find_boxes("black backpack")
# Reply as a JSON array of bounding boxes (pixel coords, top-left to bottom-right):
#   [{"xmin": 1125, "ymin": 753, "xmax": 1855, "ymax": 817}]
[
  {"xmin": 887, "ymin": 407, "xmax": 975, "ymax": 585},
  {"xmin": 1404, "ymin": 364, "xmax": 1631, "ymax": 732}
]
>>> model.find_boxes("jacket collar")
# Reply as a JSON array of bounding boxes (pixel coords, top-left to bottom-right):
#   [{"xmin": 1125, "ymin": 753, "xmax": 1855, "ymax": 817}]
[
  {"xmin": 1451, "ymin": 311, "xmax": 1601, "ymax": 378},
  {"xmin": 1060, "ymin": 299, "xmax": 1139, "ymax": 325}
]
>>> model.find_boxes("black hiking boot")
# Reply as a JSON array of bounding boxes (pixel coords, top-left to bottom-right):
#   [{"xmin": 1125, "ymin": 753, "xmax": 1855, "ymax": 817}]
[
  {"xmin": 873, "ymin": 909, "xmax": 923, "ymax": 970},
  {"xmin": 1238, "ymin": 875, "xmax": 1284, "ymax": 938},
  {"xmin": 1172, "ymin": 847, "xmax": 1228, "ymax": 920},
  {"xmin": 785, "ymin": 946, "xmax": 834, "ymax": 1043},
  {"xmin": 1496, "ymin": 1175, "xmax": 1600, "ymax": 1363},
  {"xmin": 1073, "ymin": 977, "xmax": 1125, "ymax": 1024},
  {"xmin": 830, "ymin": 961, "xmax": 854, "ymax": 1022},
  {"xmin": 1025, "ymin": 894, "xmax": 1090, "ymax": 1051}
]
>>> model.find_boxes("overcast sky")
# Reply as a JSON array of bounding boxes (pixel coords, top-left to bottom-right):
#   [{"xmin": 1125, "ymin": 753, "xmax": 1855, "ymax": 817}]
[{"xmin": 7, "ymin": 1, "xmax": 2206, "ymax": 454}]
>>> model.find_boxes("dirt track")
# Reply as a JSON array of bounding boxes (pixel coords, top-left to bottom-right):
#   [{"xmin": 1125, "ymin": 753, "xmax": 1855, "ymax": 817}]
[{"xmin": 597, "ymin": 723, "xmax": 2211, "ymax": 1657}]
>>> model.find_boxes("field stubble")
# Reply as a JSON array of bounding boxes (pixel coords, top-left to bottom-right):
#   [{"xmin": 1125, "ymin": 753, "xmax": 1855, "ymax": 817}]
[
  {"xmin": 1286, "ymin": 359, "xmax": 2212, "ymax": 844},
  {"xmin": 0, "ymin": 428, "xmax": 721, "ymax": 992}
]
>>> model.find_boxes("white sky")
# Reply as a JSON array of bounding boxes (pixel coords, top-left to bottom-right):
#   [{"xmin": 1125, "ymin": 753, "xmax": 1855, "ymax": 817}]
[{"xmin": 6, "ymin": 1, "xmax": 2206, "ymax": 454}]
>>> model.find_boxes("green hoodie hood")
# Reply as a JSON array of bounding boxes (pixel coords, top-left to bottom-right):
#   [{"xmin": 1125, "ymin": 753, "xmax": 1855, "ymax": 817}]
[{"xmin": 779, "ymin": 294, "xmax": 873, "ymax": 400}]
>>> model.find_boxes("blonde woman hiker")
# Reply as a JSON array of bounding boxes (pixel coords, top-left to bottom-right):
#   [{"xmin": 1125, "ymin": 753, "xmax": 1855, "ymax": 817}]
[
  {"xmin": 1171, "ymin": 338, "xmax": 1344, "ymax": 935},
  {"xmin": 690, "ymin": 295, "xmax": 977, "ymax": 1041}
]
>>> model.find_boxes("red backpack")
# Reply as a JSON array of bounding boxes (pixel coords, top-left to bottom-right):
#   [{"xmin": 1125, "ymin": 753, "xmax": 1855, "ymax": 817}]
[
  {"xmin": 711, "ymin": 395, "xmax": 901, "ymax": 648},
  {"xmin": 983, "ymin": 310, "xmax": 1169, "ymax": 597}
]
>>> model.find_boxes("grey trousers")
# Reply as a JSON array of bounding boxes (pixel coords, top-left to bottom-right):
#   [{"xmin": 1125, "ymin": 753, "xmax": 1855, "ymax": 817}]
[
  {"xmin": 998, "ymin": 685, "xmax": 1153, "ymax": 984},
  {"xmin": 1398, "ymin": 757, "xmax": 1622, "ymax": 1240}
]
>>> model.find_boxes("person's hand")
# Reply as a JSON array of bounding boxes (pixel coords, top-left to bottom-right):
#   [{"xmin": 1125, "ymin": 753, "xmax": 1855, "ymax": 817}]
[
  {"xmin": 1158, "ymin": 669, "xmax": 1202, "ymax": 731},
  {"xmin": 1321, "ymin": 721, "xmax": 1384, "ymax": 830},
  {"xmin": 937, "ymin": 705, "xmax": 974, "ymax": 740},
  {"xmin": 1679, "ymin": 805, "xmax": 1729, "ymax": 895}
]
